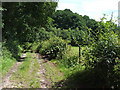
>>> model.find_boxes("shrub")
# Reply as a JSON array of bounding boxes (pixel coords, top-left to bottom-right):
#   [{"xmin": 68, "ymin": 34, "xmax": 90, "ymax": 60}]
[
  {"xmin": 23, "ymin": 42, "xmax": 32, "ymax": 51},
  {"xmin": 82, "ymin": 17, "xmax": 120, "ymax": 88},
  {"xmin": 4, "ymin": 40, "xmax": 23, "ymax": 59},
  {"xmin": 2, "ymin": 45, "xmax": 16, "ymax": 76},
  {"xmin": 62, "ymin": 50, "xmax": 79, "ymax": 68},
  {"xmin": 39, "ymin": 37, "xmax": 68, "ymax": 60},
  {"xmin": 30, "ymin": 42, "xmax": 41, "ymax": 52}
]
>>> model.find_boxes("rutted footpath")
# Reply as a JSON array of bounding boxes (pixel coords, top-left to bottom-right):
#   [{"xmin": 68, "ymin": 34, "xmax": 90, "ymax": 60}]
[
  {"xmin": 1, "ymin": 52, "xmax": 65, "ymax": 88},
  {"xmin": 36, "ymin": 53, "xmax": 50, "ymax": 88}
]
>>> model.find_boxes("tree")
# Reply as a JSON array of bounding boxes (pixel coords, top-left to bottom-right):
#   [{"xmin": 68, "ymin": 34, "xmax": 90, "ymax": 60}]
[
  {"xmin": 82, "ymin": 16, "xmax": 120, "ymax": 88},
  {"xmin": 52, "ymin": 9, "xmax": 87, "ymax": 30},
  {"xmin": 2, "ymin": 2, "xmax": 57, "ymax": 58},
  {"xmin": 70, "ymin": 27, "xmax": 91, "ymax": 63},
  {"xmin": 2, "ymin": 2, "xmax": 57, "ymax": 42}
]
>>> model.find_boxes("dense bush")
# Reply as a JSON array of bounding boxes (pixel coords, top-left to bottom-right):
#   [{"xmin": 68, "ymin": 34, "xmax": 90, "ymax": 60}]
[
  {"xmin": 61, "ymin": 48, "xmax": 79, "ymax": 68},
  {"xmin": 4, "ymin": 40, "xmax": 23, "ymax": 59},
  {"xmin": 30, "ymin": 42, "xmax": 39, "ymax": 52},
  {"xmin": 82, "ymin": 18, "xmax": 120, "ymax": 88},
  {"xmin": 23, "ymin": 42, "xmax": 32, "ymax": 51},
  {"xmin": 30, "ymin": 41, "xmax": 43, "ymax": 53},
  {"xmin": 49, "ymin": 27, "xmax": 90, "ymax": 46},
  {"xmin": 39, "ymin": 37, "xmax": 68, "ymax": 60},
  {"xmin": 36, "ymin": 27, "xmax": 55, "ymax": 41},
  {"xmin": 2, "ymin": 45, "xmax": 16, "ymax": 76}
]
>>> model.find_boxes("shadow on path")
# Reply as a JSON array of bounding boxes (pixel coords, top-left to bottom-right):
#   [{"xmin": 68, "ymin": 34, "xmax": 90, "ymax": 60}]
[{"xmin": 52, "ymin": 69, "xmax": 109, "ymax": 89}]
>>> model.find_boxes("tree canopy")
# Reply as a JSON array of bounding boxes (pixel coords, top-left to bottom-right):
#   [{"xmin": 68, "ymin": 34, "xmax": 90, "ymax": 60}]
[{"xmin": 2, "ymin": 2, "xmax": 57, "ymax": 42}]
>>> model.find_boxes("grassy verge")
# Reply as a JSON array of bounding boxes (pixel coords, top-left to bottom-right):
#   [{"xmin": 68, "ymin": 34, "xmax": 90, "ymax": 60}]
[
  {"xmin": 57, "ymin": 46, "xmax": 85, "ymax": 76},
  {"xmin": 42, "ymin": 59, "xmax": 64, "ymax": 88},
  {"xmin": 2, "ymin": 47, "xmax": 17, "ymax": 77},
  {"xmin": 50, "ymin": 46, "xmax": 86, "ymax": 88},
  {"xmin": 51, "ymin": 46, "xmax": 108, "ymax": 88},
  {"xmin": 51, "ymin": 59, "xmax": 85, "ymax": 79},
  {"xmin": 11, "ymin": 52, "xmax": 41, "ymax": 88},
  {"xmin": 51, "ymin": 58, "xmax": 85, "ymax": 88}
]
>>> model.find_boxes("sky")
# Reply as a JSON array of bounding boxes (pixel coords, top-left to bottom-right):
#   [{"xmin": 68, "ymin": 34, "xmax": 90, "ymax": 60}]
[{"xmin": 56, "ymin": 0, "xmax": 120, "ymax": 23}]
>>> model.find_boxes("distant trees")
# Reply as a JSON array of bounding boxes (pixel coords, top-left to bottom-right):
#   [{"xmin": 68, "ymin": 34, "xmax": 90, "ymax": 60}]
[
  {"xmin": 52, "ymin": 9, "xmax": 86, "ymax": 30},
  {"xmin": 51, "ymin": 9, "xmax": 99, "ymax": 31},
  {"xmin": 51, "ymin": 9, "xmax": 100, "ymax": 46}
]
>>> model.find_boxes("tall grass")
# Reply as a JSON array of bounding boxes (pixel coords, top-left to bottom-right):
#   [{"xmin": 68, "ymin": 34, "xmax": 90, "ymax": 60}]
[
  {"xmin": 42, "ymin": 59, "xmax": 64, "ymax": 87},
  {"xmin": 51, "ymin": 46, "xmax": 85, "ymax": 79},
  {"xmin": 2, "ymin": 46, "xmax": 16, "ymax": 77}
]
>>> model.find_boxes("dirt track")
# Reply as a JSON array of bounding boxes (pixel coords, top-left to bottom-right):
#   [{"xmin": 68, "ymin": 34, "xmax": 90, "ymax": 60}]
[{"xmin": 1, "ymin": 53, "xmax": 26, "ymax": 88}]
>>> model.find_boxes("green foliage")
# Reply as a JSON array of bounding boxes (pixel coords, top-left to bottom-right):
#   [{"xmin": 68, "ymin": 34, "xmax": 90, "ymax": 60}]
[
  {"xmin": 36, "ymin": 27, "xmax": 55, "ymax": 41},
  {"xmin": 52, "ymin": 9, "xmax": 99, "ymax": 38},
  {"xmin": 2, "ymin": 2, "xmax": 57, "ymax": 41},
  {"xmin": 52, "ymin": 9, "xmax": 87, "ymax": 30},
  {"xmin": 70, "ymin": 28, "xmax": 90, "ymax": 46},
  {"xmin": 82, "ymin": 16, "xmax": 120, "ymax": 88},
  {"xmin": 30, "ymin": 41, "xmax": 42, "ymax": 53},
  {"xmin": 49, "ymin": 27, "xmax": 91, "ymax": 46},
  {"xmin": 2, "ymin": 45, "xmax": 16, "ymax": 76},
  {"xmin": 83, "ymin": 16, "xmax": 99, "ymax": 35},
  {"xmin": 2, "ymin": 2, "xmax": 57, "ymax": 58},
  {"xmin": 39, "ymin": 37, "xmax": 68, "ymax": 60},
  {"xmin": 4, "ymin": 40, "xmax": 23, "ymax": 59},
  {"xmin": 62, "ymin": 50, "xmax": 79, "ymax": 68},
  {"xmin": 54, "ymin": 46, "xmax": 80, "ymax": 69},
  {"xmin": 23, "ymin": 42, "xmax": 32, "ymax": 51},
  {"xmin": 49, "ymin": 27, "xmax": 71, "ymax": 43}
]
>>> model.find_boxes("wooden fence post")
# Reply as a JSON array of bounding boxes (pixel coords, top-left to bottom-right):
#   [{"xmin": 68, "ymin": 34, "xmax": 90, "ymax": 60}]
[{"xmin": 78, "ymin": 45, "xmax": 81, "ymax": 63}]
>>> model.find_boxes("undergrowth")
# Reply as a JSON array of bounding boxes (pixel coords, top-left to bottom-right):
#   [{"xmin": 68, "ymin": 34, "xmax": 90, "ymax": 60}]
[{"xmin": 2, "ymin": 46, "xmax": 16, "ymax": 77}]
